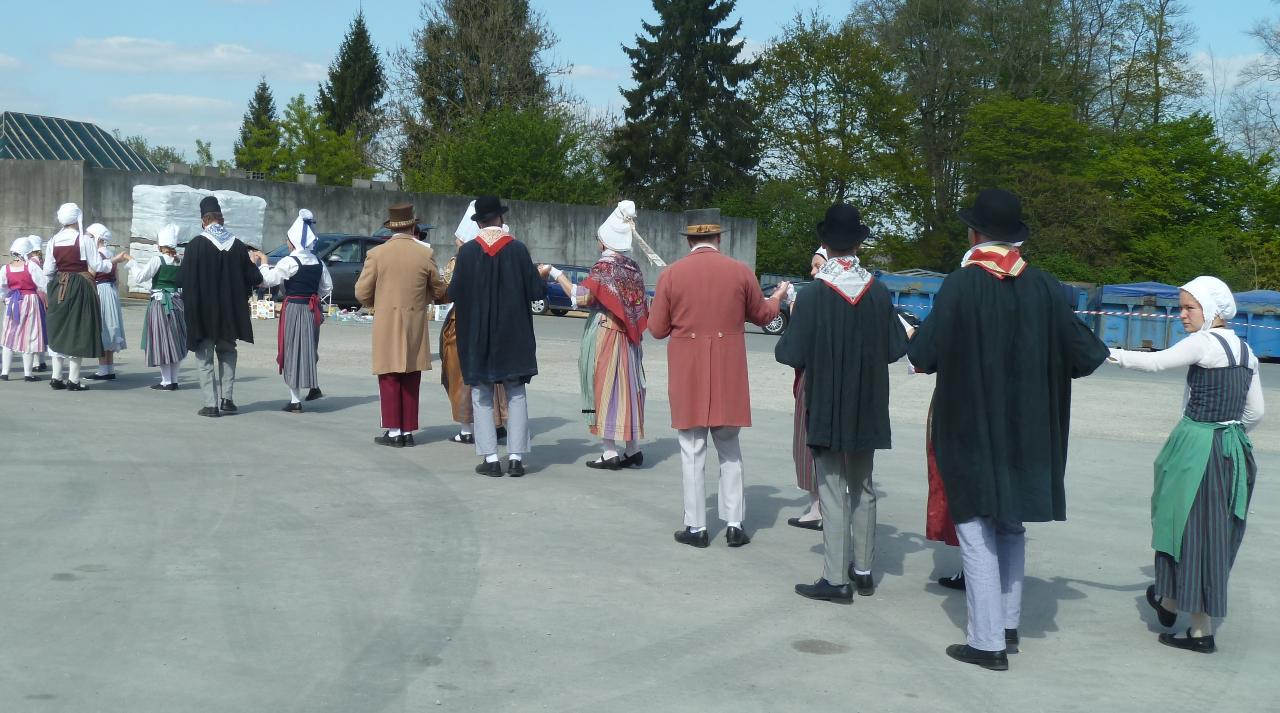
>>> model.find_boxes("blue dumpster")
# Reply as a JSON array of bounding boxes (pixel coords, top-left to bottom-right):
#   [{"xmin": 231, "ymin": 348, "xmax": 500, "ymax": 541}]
[
  {"xmin": 1093, "ymin": 282, "xmax": 1184, "ymax": 350},
  {"xmin": 878, "ymin": 271, "xmax": 945, "ymax": 320},
  {"xmin": 1233, "ymin": 289, "xmax": 1280, "ymax": 359}
]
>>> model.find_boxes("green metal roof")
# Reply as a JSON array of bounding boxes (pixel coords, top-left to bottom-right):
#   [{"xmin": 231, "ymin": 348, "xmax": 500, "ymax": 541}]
[{"xmin": 0, "ymin": 111, "xmax": 159, "ymax": 172}]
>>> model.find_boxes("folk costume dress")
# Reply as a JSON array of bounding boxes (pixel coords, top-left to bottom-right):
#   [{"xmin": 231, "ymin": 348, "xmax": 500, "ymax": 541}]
[
  {"xmin": 1110, "ymin": 282, "xmax": 1263, "ymax": 619},
  {"xmin": 44, "ymin": 214, "xmax": 107, "ymax": 361},
  {"xmin": 2, "ymin": 238, "xmax": 48, "ymax": 378},
  {"xmin": 133, "ymin": 253, "xmax": 187, "ymax": 369},
  {"xmin": 258, "ymin": 212, "xmax": 333, "ymax": 404},
  {"xmin": 87, "ymin": 225, "xmax": 127, "ymax": 355},
  {"xmin": 575, "ymin": 250, "xmax": 649, "ymax": 443}
]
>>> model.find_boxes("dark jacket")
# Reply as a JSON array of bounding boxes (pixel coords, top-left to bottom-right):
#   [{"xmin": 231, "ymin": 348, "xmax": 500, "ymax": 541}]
[{"xmin": 177, "ymin": 234, "xmax": 263, "ymax": 346}]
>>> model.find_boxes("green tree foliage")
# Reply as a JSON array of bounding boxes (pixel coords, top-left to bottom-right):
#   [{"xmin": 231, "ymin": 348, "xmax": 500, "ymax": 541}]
[
  {"xmin": 117, "ymin": 132, "xmax": 185, "ymax": 168},
  {"xmin": 194, "ymin": 140, "xmax": 214, "ymax": 166},
  {"xmin": 278, "ymin": 94, "xmax": 374, "ymax": 187},
  {"xmin": 608, "ymin": 0, "xmax": 760, "ymax": 209},
  {"xmin": 234, "ymin": 78, "xmax": 283, "ymax": 175},
  {"xmin": 317, "ymin": 10, "xmax": 386, "ymax": 142}
]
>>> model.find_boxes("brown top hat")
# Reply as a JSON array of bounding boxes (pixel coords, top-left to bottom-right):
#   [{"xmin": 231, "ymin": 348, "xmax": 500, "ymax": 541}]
[
  {"xmin": 679, "ymin": 208, "xmax": 728, "ymax": 237},
  {"xmin": 383, "ymin": 203, "xmax": 419, "ymax": 231}
]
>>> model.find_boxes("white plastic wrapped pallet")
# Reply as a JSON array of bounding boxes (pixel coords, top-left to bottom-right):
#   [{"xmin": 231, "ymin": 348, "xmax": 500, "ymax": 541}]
[{"xmin": 130, "ymin": 184, "xmax": 268, "ymax": 248}]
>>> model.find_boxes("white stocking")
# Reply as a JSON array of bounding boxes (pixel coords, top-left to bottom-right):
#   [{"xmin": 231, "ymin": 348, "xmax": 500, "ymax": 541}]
[
  {"xmin": 68, "ymin": 357, "xmax": 81, "ymax": 384},
  {"xmin": 1, "ymin": 347, "xmax": 11, "ymax": 376},
  {"xmin": 602, "ymin": 438, "xmax": 619, "ymax": 460},
  {"xmin": 288, "ymin": 385, "xmax": 302, "ymax": 403},
  {"xmin": 624, "ymin": 440, "xmax": 639, "ymax": 455},
  {"xmin": 22, "ymin": 352, "xmax": 34, "ymax": 377},
  {"xmin": 52, "ymin": 355, "xmax": 65, "ymax": 381}
]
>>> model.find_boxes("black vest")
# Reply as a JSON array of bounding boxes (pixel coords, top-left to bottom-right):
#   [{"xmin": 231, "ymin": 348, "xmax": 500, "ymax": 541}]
[{"xmin": 284, "ymin": 261, "xmax": 322, "ymax": 298}]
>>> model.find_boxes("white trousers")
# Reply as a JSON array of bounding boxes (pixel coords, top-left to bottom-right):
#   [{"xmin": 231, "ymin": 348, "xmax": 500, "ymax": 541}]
[
  {"xmin": 956, "ymin": 517, "xmax": 1025, "ymax": 652},
  {"xmin": 678, "ymin": 427, "xmax": 743, "ymax": 528}
]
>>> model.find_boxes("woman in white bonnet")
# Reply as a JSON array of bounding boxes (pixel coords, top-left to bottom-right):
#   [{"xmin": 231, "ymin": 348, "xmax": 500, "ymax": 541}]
[
  {"xmin": 126, "ymin": 224, "xmax": 187, "ymax": 390},
  {"xmin": 43, "ymin": 203, "xmax": 117, "ymax": 390},
  {"xmin": 1, "ymin": 236, "xmax": 48, "ymax": 381},
  {"xmin": 84, "ymin": 223, "xmax": 132, "ymax": 381},
  {"xmin": 1108, "ymin": 275, "xmax": 1265, "ymax": 653}
]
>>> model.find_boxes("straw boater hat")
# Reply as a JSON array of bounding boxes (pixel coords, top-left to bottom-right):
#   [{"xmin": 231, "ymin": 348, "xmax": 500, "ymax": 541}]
[
  {"xmin": 679, "ymin": 208, "xmax": 727, "ymax": 237},
  {"xmin": 384, "ymin": 203, "xmax": 419, "ymax": 231}
]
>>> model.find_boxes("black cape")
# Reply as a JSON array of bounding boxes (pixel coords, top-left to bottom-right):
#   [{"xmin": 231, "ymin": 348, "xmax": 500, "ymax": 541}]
[
  {"xmin": 176, "ymin": 234, "xmax": 264, "ymax": 347},
  {"xmin": 446, "ymin": 236, "xmax": 547, "ymax": 385},
  {"xmin": 775, "ymin": 278, "xmax": 908, "ymax": 452},
  {"xmin": 907, "ymin": 264, "xmax": 1108, "ymax": 524}
]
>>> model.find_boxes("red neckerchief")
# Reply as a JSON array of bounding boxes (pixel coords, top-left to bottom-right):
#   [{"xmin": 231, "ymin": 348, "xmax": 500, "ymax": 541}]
[
  {"xmin": 962, "ymin": 243, "xmax": 1027, "ymax": 279},
  {"xmin": 477, "ymin": 227, "xmax": 514, "ymax": 256}
]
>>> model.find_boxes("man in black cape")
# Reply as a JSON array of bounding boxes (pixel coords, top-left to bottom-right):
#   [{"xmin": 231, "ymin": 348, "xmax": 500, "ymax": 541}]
[
  {"xmin": 446, "ymin": 195, "xmax": 547, "ymax": 477},
  {"xmin": 178, "ymin": 195, "xmax": 264, "ymax": 417},
  {"xmin": 775, "ymin": 203, "xmax": 908, "ymax": 602},
  {"xmin": 907, "ymin": 188, "xmax": 1108, "ymax": 671}
]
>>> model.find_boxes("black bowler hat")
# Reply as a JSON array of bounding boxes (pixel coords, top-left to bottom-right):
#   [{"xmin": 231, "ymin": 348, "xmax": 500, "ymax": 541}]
[
  {"xmin": 199, "ymin": 195, "xmax": 222, "ymax": 216},
  {"xmin": 959, "ymin": 189, "xmax": 1029, "ymax": 243},
  {"xmin": 817, "ymin": 203, "xmax": 872, "ymax": 251},
  {"xmin": 471, "ymin": 195, "xmax": 509, "ymax": 223}
]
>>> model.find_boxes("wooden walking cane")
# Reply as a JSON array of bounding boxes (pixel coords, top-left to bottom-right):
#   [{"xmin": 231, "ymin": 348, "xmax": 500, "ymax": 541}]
[{"xmin": 631, "ymin": 228, "xmax": 667, "ymax": 267}]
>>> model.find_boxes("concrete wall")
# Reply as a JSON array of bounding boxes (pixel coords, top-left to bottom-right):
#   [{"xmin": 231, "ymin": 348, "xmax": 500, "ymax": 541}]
[{"xmin": 1, "ymin": 160, "xmax": 758, "ymax": 288}]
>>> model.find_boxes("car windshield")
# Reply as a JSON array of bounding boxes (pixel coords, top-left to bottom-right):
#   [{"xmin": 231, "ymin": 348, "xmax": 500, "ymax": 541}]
[{"xmin": 268, "ymin": 236, "xmax": 342, "ymax": 258}]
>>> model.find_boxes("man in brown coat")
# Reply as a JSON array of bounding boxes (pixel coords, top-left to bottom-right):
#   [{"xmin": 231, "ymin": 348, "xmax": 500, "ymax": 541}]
[
  {"xmin": 355, "ymin": 203, "xmax": 448, "ymax": 447},
  {"xmin": 649, "ymin": 208, "xmax": 790, "ymax": 548}
]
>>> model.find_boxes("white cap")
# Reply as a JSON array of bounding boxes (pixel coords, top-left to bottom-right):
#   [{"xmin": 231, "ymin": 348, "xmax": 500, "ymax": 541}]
[
  {"xmin": 56, "ymin": 203, "xmax": 83, "ymax": 233},
  {"xmin": 9, "ymin": 237, "xmax": 30, "ymax": 257},
  {"xmin": 157, "ymin": 224, "xmax": 181, "ymax": 249},
  {"xmin": 86, "ymin": 223, "xmax": 111, "ymax": 242},
  {"xmin": 1180, "ymin": 276, "xmax": 1237, "ymax": 332},
  {"xmin": 597, "ymin": 200, "xmax": 637, "ymax": 252}
]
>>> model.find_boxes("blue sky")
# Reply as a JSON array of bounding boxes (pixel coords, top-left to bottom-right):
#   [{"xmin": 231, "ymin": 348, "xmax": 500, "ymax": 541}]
[{"xmin": 0, "ymin": 0, "xmax": 1275, "ymax": 162}]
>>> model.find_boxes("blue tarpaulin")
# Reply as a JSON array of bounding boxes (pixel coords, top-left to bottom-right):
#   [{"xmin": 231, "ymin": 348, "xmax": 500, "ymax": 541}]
[
  {"xmin": 1234, "ymin": 290, "xmax": 1280, "ymax": 305},
  {"xmin": 1099, "ymin": 281, "xmax": 1181, "ymax": 299}
]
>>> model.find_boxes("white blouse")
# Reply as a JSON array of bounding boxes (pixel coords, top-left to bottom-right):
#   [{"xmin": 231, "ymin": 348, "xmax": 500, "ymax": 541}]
[
  {"xmin": 42, "ymin": 229, "xmax": 109, "ymax": 278},
  {"xmin": 129, "ymin": 254, "xmax": 179, "ymax": 299},
  {"xmin": 1, "ymin": 261, "xmax": 49, "ymax": 296},
  {"xmin": 1109, "ymin": 328, "xmax": 1265, "ymax": 431},
  {"xmin": 257, "ymin": 252, "xmax": 333, "ymax": 299}
]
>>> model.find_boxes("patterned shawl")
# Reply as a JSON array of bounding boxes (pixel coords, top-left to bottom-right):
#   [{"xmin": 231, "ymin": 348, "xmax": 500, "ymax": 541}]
[
  {"xmin": 961, "ymin": 242, "xmax": 1027, "ymax": 279},
  {"xmin": 581, "ymin": 251, "xmax": 649, "ymax": 344}
]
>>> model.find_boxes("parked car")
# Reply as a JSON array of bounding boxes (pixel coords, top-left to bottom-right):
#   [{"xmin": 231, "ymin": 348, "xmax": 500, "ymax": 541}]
[
  {"xmin": 531, "ymin": 264, "xmax": 592, "ymax": 316},
  {"xmin": 266, "ymin": 233, "xmax": 386, "ymax": 308}
]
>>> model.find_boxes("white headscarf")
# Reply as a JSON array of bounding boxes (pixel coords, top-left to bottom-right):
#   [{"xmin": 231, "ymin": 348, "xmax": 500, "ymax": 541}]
[
  {"xmin": 157, "ymin": 224, "xmax": 181, "ymax": 249},
  {"xmin": 9, "ymin": 237, "xmax": 29, "ymax": 257},
  {"xmin": 454, "ymin": 201, "xmax": 481, "ymax": 243},
  {"xmin": 598, "ymin": 200, "xmax": 637, "ymax": 252},
  {"xmin": 86, "ymin": 223, "xmax": 111, "ymax": 243},
  {"xmin": 287, "ymin": 209, "xmax": 318, "ymax": 251},
  {"xmin": 1180, "ymin": 276, "xmax": 1236, "ymax": 332},
  {"xmin": 25, "ymin": 236, "xmax": 42, "ymax": 255},
  {"xmin": 56, "ymin": 203, "xmax": 83, "ymax": 234}
]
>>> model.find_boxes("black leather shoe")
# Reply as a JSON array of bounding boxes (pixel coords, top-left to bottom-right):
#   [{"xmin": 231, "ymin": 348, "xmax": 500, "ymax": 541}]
[
  {"xmin": 620, "ymin": 451, "xmax": 644, "ymax": 468},
  {"xmin": 1158, "ymin": 629, "xmax": 1216, "ymax": 654},
  {"xmin": 403, "ymin": 433, "xmax": 415, "ymax": 448},
  {"xmin": 220, "ymin": 399, "xmax": 238, "ymax": 413},
  {"xmin": 0, "ymin": 374, "xmax": 8, "ymax": 381},
  {"xmin": 450, "ymin": 432, "xmax": 475, "ymax": 444},
  {"xmin": 507, "ymin": 459, "xmax": 525, "ymax": 477},
  {"xmin": 35, "ymin": 363, "xmax": 48, "ymax": 372},
  {"xmin": 475, "ymin": 460, "xmax": 503, "ymax": 477},
  {"xmin": 282, "ymin": 402, "xmax": 303, "ymax": 413},
  {"xmin": 795, "ymin": 578, "xmax": 853, "ymax": 603},
  {"xmin": 939, "ymin": 572, "xmax": 966, "ymax": 591},
  {"xmin": 1147, "ymin": 585, "xmax": 1177, "ymax": 628},
  {"xmin": 150, "ymin": 383, "xmax": 177, "ymax": 391},
  {"xmin": 66, "ymin": 382, "xmax": 89, "ymax": 391},
  {"xmin": 24, "ymin": 376, "xmax": 39, "ymax": 382},
  {"xmin": 305, "ymin": 387, "xmax": 323, "ymax": 401},
  {"xmin": 1005, "ymin": 628, "xmax": 1020, "ymax": 654},
  {"xmin": 726, "ymin": 526, "xmax": 751, "ymax": 547},
  {"xmin": 49, "ymin": 379, "xmax": 66, "ymax": 390},
  {"xmin": 586, "ymin": 455, "xmax": 622, "ymax": 470},
  {"xmin": 86, "ymin": 372, "xmax": 116, "ymax": 380},
  {"xmin": 851, "ymin": 571, "xmax": 875, "ymax": 597},
  {"xmin": 674, "ymin": 527, "xmax": 709, "ymax": 548},
  {"xmin": 374, "ymin": 432, "xmax": 404, "ymax": 448},
  {"xmin": 946, "ymin": 644, "xmax": 1009, "ymax": 671},
  {"xmin": 197, "ymin": 407, "xmax": 221, "ymax": 418},
  {"xmin": 786, "ymin": 516, "xmax": 823, "ymax": 531}
]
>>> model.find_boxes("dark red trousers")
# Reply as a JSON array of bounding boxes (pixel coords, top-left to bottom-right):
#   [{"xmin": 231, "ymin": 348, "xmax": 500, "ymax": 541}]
[{"xmin": 378, "ymin": 371, "xmax": 422, "ymax": 431}]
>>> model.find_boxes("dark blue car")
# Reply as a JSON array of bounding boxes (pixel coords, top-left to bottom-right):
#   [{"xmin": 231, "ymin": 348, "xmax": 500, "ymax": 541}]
[{"xmin": 530, "ymin": 263, "xmax": 656, "ymax": 317}]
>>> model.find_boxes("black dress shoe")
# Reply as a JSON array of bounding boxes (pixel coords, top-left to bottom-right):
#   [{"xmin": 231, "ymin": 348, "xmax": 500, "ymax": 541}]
[
  {"xmin": 197, "ymin": 407, "xmax": 221, "ymax": 418},
  {"xmin": 1158, "ymin": 629, "xmax": 1216, "ymax": 654},
  {"xmin": 507, "ymin": 459, "xmax": 525, "ymax": 477},
  {"xmin": 586, "ymin": 455, "xmax": 622, "ymax": 470},
  {"xmin": 475, "ymin": 460, "xmax": 503, "ymax": 477},
  {"xmin": 35, "ymin": 363, "xmax": 48, "ymax": 372},
  {"xmin": 24, "ymin": 376, "xmax": 39, "ymax": 382},
  {"xmin": 1005, "ymin": 628, "xmax": 1020, "ymax": 654},
  {"xmin": 674, "ymin": 527, "xmax": 709, "ymax": 548},
  {"xmin": 451, "ymin": 432, "xmax": 475, "ymax": 444},
  {"xmin": 946, "ymin": 644, "xmax": 1009, "ymax": 671},
  {"xmin": 849, "ymin": 570, "xmax": 875, "ymax": 597},
  {"xmin": 305, "ymin": 387, "xmax": 323, "ymax": 401},
  {"xmin": 150, "ymin": 383, "xmax": 177, "ymax": 391},
  {"xmin": 374, "ymin": 432, "xmax": 404, "ymax": 447},
  {"xmin": 282, "ymin": 402, "xmax": 303, "ymax": 413},
  {"xmin": 86, "ymin": 372, "xmax": 116, "ymax": 380},
  {"xmin": 49, "ymin": 379, "xmax": 66, "ymax": 390},
  {"xmin": 0, "ymin": 374, "xmax": 8, "ymax": 381},
  {"xmin": 66, "ymin": 382, "xmax": 89, "ymax": 391},
  {"xmin": 403, "ymin": 433, "xmax": 415, "ymax": 447},
  {"xmin": 795, "ymin": 578, "xmax": 853, "ymax": 603},
  {"xmin": 620, "ymin": 451, "xmax": 644, "ymax": 468},
  {"xmin": 726, "ymin": 526, "xmax": 751, "ymax": 547},
  {"xmin": 786, "ymin": 516, "xmax": 823, "ymax": 531},
  {"xmin": 220, "ymin": 399, "xmax": 238, "ymax": 413},
  {"xmin": 938, "ymin": 572, "xmax": 966, "ymax": 591},
  {"xmin": 1147, "ymin": 585, "xmax": 1177, "ymax": 628}
]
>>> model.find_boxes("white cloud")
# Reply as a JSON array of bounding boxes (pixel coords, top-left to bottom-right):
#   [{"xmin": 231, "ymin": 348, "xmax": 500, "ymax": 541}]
[
  {"xmin": 736, "ymin": 38, "xmax": 769, "ymax": 61},
  {"xmin": 1193, "ymin": 50, "xmax": 1267, "ymax": 91},
  {"xmin": 0, "ymin": 53, "xmax": 20, "ymax": 69},
  {"xmin": 569, "ymin": 64, "xmax": 623, "ymax": 81},
  {"xmin": 55, "ymin": 36, "xmax": 325, "ymax": 82},
  {"xmin": 113, "ymin": 93, "xmax": 235, "ymax": 114}
]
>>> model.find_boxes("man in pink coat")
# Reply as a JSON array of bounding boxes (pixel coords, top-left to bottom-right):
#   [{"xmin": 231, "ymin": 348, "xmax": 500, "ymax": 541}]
[{"xmin": 649, "ymin": 208, "xmax": 790, "ymax": 548}]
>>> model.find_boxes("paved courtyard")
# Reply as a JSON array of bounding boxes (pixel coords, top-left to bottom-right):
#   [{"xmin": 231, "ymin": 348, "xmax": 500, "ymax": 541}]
[{"xmin": 1, "ymin": 301, "xmax": 1276, "ymax": 712}]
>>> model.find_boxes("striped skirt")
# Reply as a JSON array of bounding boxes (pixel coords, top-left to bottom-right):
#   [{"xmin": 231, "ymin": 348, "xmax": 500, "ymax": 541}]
[
  {"xmin": 792, "ymin": 370, "xmax": 818, "ymax": 493},
  {"xmin": 579, "ymin": 313, "xmax": 645, "ymax": 442},
  {"xmin": 1154, "ymin": 429, "xmax": 1257, "ymax": 618},
  {"xmin": 47, "ymin": 272, "xmax": 103, "ymax": 359},
  {"xmin": 2, "ymin": 291, "xmax": 46, "ymax": 354},
  {"xmin": 279, "ymin": 300, "xmax": 320, "ymax": 390},
  {"xmin": 96, "ymin": 282, "xmax": 127, "ymax": 352},
  {"xmin": 141, "ymin": 294, "xmax": 186, "ymax": 367}
]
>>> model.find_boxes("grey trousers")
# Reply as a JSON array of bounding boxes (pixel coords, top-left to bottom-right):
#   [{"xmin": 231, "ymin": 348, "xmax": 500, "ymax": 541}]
[
  {"xmin": 678, "ymin": 427, "xmax": 743, "ymax": 528},
  {"xmin": 473, "ymin": 381, "xmax": 529, "ymax": 457},
  {"xmin": 192, "ymin": 338, "xmax": 237, "ymax": 408},
  {"xmin": 814, "ymin": 449, "xmax": 876, "ymax": 585},
  {"xmin": 956, "ymin": 517, "xmax": 1025, "ymax": 652}
]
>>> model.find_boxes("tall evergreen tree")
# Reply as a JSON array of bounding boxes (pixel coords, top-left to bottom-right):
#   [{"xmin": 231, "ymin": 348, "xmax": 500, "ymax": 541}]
[
  {"xmin": 317, "ymin": 10, "xmax": 386, "ymax": 141},
  {"xmin": 608, "ymin": 0, "xmax": 760, "ymax": 209},
  {"xmin": 234, "ymin": 77, "xmax": 282, "ymax": 174}
]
